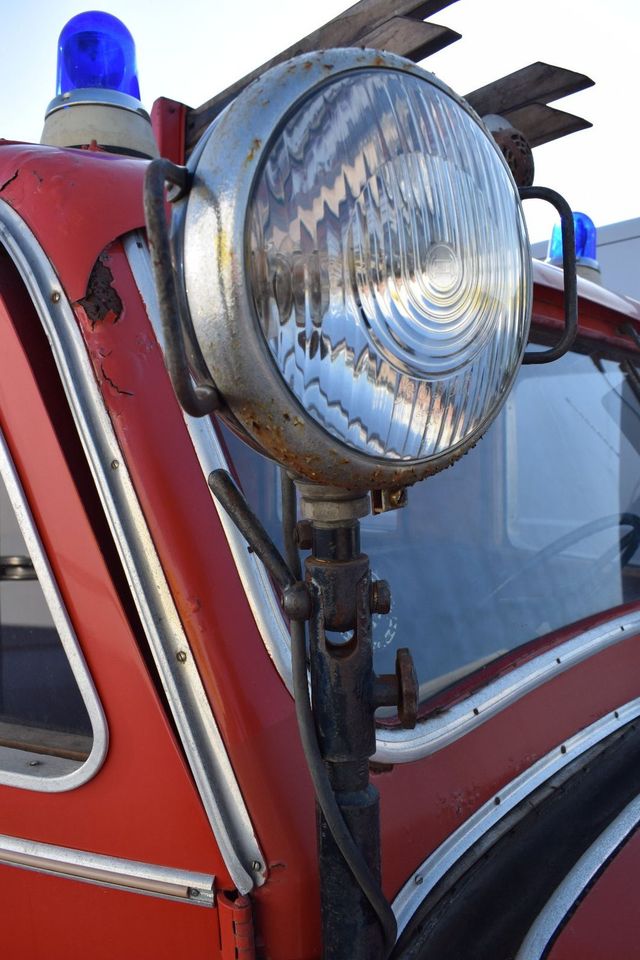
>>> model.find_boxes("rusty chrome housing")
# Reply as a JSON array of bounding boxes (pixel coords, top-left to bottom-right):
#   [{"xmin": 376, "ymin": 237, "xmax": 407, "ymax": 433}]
[{"xmin": 171, "ymin": 48, "xmax": 532, "ymax": 491}]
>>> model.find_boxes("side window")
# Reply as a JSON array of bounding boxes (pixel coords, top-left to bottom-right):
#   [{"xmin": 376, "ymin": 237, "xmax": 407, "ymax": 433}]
[{"xmin": 0, "ymin": 433, "xmax": 106, "ymax": 785}]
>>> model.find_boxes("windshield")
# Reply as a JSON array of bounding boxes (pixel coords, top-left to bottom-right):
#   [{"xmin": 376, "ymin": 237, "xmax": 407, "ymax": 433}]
[{"xmin": 222, "ymin": 349, "xmax": 640, "ymax": 700}]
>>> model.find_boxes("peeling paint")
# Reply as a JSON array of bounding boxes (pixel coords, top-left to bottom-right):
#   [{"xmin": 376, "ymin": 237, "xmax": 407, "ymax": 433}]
[
  {"xmin": 0, "ymin": 169, "xmax": 19, "ymax": 193},
  {"xmin": 79, "ymin": 257, "xmax": 123, "ymax": 327},
  {"xmin": 100, "ymin": 362, "xmax": 134, "ymax": 398}
]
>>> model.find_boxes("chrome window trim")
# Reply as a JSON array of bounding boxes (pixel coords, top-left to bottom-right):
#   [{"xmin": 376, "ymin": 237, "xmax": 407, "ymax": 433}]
[
  {"xmin": 391, "ymin": 697, "xmax": 640, "ymax": 939},
  {"xmin": 375, "ymin": 611, "xmax": 639, "ymax": 762},
  {"xmin": 0, "ymin": 430, "xmax": 108, "ymax": 790},
  {"xmin": 0, "ymin": 200, "xmax": 264, "ymax": 894},
  {"xmin": 0, "ymin": 833, "xmax": 215, "ymax": 907},
  {"xmin": 124, "ymin": 234, "xmax": 293, "ymax": 688},
  {"xmin": 514, "ymin": 793, "xmax": 640, "ymax": 959},
  {"xmin": 115, "ymin": 238, "xmax": 640, "ymax": 771}
]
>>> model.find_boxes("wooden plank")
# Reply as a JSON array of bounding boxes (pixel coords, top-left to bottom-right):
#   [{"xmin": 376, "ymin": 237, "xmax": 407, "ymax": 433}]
[
  {"xmin": 465, "ymin": 61, "xmax": 594, "ymax": 118},
  {"xmin": 504, "ymin": 102, "xmax": 592, "ymax": 148},
  {"xmin": 358, "ymin": 17, "xmax": 460, "ymax": 61},
  {"xmin": 185, "ymin": 0, "xmax": 460, "ymax": 152}
]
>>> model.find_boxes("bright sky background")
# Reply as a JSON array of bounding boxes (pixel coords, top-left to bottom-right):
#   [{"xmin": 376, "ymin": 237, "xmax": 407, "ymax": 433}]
[{"xmin": 1, "ymin": 0, "xmax": 637, "ymax": 244}]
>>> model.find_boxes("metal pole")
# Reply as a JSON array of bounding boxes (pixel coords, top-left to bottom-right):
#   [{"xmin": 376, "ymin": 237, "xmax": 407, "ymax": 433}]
[{"xmin": 299, "ymin": 485, "xmax": 385, "ymax": 960}]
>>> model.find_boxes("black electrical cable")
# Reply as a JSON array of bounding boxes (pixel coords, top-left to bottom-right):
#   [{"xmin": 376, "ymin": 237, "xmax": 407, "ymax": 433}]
[
  {"xmin": 290, "ymin": 619, "xmax": 398, "ymax": 957},
  {"xmin": 210, "ymin": 468, "xmax": 397, "ymax": 956}
]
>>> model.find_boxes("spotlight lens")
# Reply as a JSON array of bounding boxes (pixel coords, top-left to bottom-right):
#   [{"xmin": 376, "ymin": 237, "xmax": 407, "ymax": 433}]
[{"xmin": 247, "ymin": 69, "xmax": 531, "ymax": 463}]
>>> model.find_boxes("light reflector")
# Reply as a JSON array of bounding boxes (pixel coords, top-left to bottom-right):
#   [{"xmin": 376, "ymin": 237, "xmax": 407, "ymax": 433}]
[
  {"xmin": 177, "ymin": 51, "xmax": 532, "ymax": 489},
  {"xmin": 247, "ymin": 69, "xmax": 531, "ymax": 462}
]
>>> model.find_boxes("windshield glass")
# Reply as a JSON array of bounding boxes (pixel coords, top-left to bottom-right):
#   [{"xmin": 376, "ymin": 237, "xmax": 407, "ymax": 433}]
[{"xmin": 222, "ymin": 349, "xmax": 640, "ymax": 700}]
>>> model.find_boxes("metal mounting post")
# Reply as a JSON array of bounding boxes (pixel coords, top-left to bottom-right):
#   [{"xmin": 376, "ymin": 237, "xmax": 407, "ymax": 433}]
[
  {"xmin": 209, "ymin": 471, "xmax": 418, "ymax": 959},
  {"xmin": 297, "ymin": 483, "xmax": 418, "ymax": 960}
]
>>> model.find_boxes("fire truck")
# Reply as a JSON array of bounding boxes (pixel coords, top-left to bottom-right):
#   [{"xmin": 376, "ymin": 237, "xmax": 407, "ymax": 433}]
[{"xmin": 1, "ymin": 2, "xmax": 639, "ymax": 957}]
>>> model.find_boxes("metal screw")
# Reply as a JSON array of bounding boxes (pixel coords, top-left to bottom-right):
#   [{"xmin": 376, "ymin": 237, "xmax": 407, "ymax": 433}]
[
  {"xmin": 28, "ymin": 760, "xmax": 41, "ymax": 767},
  {"xmin": 187, "ymin": 888, "xmax": 200, "ymax": 899},
  {"xmin": 176, "ymin": 650, "xmax": 188, "ymax": 663},
  {"xmin": 414, "ymin": 875, "xmax": 423, "ymax": 886},
  {"xmin": 51, "ymin": 291, "xmax": 61, "ymax": 303},
  {"xmin": 251, "ymin": 860, "xmax": 262, "ymax": 873},
  {"xmin": 110, "ymin": 460, "xmax": 119, "ymax": 470}
]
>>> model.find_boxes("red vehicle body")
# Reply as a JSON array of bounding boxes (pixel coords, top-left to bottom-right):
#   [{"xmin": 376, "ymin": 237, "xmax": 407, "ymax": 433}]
[{"xmin": 1, "ymin": 8, "xmax": 640, "ymax": 960}]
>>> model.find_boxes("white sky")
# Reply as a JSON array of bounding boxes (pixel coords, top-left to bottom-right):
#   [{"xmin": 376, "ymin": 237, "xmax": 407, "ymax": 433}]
[{"xmin": 1, "ymin": 0, "xmax": 638, "ymax": 244}]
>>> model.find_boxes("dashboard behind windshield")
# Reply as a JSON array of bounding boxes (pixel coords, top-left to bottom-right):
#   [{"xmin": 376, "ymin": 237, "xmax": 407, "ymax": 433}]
[{"xmin": 222, "ymin": 349, "xmax": 640, "ymax": 701}]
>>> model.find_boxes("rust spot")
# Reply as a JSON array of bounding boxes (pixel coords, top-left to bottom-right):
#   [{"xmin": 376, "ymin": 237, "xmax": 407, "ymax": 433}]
[
  {"xmin": 245, "ymin": 138, "xmax": 262, "ymax": 165},
  {"xmin": 323, "ymin": 63, "xmax": 334, "ymax": 71},
  {"xmin": 303, "ymin": 60, "xmax": 313, "ymax": 70},
  {"xmin": 79, "ymin": 257, "xmax": 123, "ymax": 327}
]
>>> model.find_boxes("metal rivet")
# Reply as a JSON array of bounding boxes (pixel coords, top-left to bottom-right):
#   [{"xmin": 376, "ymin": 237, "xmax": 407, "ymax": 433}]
[
  {"xmin": 615, "ymin": 711, "xmax": 620, "ymax": 719},
  {"xmin": 556, "ymin": 657, "xmax": 561, "ymax": 664},
  {"xmin": 251, "ymin": 860, "xmax": 262, "ymax": 872},
  {"xmin": 28, "ymin": 760, "xmax": 41, "ymax": 767},
  {"xmin": 494, "ymin": 796, "xmax": 501, "ymax": 805},
  {"xmin": 51, "ymin": 291, "xmax": 61, "ymax": 303},
  {"xmin": 560, "ymin": 745, "xmax": 567, "ymax": 754},
  {"xmin": 473, "ymin": 707, "xmax": 480, "ymax": 716},
  {"xmin": 414, "ymin": 875, "xmax": 423, "ymax": 885},
  {"xmin": 176, "ymin": 650, "xmax": 187, "ymax": 663},
  {"xmin": 110, "ymin": 460, "xmax": 119, "ymax": 470}
]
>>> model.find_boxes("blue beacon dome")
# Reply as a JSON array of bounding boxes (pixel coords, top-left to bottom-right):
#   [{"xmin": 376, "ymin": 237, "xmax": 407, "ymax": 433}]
[
  {"xmin": 548, "ymin": 211, "xmax": 599, "ymax": 270},
  {"xmin": 56, "ymin": 11, "xmax": 141, "ymax": 99}
]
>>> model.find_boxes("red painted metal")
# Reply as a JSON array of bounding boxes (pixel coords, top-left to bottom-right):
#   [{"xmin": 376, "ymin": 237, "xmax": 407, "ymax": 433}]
[
  {"xmin": 1, "ymin": 136, "xmax": 639, "ymax": 958},
  {"xmin": 0, "ymin": 866, "xmax": 222, "ymax": 960},
  {"xmin": 547, "ymin": 828, "xmax": 640, "ymax": 960},
  {"xmin": 218, "ymin": 892, "xmax": 256, "ymax": 959},
  {"xmin": 151, "ymin": 97, "xmax": 188, "ymax": 165},
  {"xmin": 0, "ymin": 142, "xmax": 146, "ymax": 301},
  {"xmin": 0, "ymin": 248, "xmax": 228, "ymax": 957}
]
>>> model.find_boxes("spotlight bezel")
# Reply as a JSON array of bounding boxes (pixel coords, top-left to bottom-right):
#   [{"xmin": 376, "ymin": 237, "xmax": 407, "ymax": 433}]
[{"xmin": 172, "ymin": 48, "xmax": 531, "ymax": 491}]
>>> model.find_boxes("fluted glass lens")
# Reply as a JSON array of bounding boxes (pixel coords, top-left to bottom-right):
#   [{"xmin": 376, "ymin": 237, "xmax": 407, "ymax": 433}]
[{"xmin": 247, "ymin": 69, "xmax": 531, "ymax": 462}]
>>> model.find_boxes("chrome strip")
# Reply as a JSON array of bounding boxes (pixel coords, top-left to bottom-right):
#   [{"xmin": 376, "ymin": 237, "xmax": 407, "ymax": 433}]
[
  {"xmin": 515, "ymin": 793, "xmax": 640, "ymax": 959},
  {"xmin": 126, "ymin": 234, "xmax": 640, "ymax": 765},
  {"xmin": 391, "ymin": 697, "xmax": 640, "ymax": 938},
  {"xmin": 124, "ymin": 233, "xmax": 293, "ymax": 688},
  {"xmin": 0, "ymin": 200, "xmax": 264, "ymax": 894},
  {"xmin": 0, "ymin": 834, "xmax": 215, "ymax": 907},
  {"xmin": 376, "ymin": 611, "xmax": 640, "ymax": 763},
  {"xmin": 0, "ymin": 431, "xmax": 108, "ymax": 790}
]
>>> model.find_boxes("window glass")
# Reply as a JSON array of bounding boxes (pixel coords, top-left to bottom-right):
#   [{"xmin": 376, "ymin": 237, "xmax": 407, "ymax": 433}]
[
  {"xmin": 224, "ymin": 351, "xmax": 640, "ymax": 700},
  {"xmin": 0, "ymin": 470, "xmax": 92, "ymax": 761}
]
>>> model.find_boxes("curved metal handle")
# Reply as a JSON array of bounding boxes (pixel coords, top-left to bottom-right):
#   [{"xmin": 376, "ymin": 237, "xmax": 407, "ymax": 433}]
[
  {"xmin": 143, "ymin": 158, "xmax": 220, "ymax": 416},
  {"xmin": 520, "ymin": 185, "xmax": 578, "ymax": 365}
]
